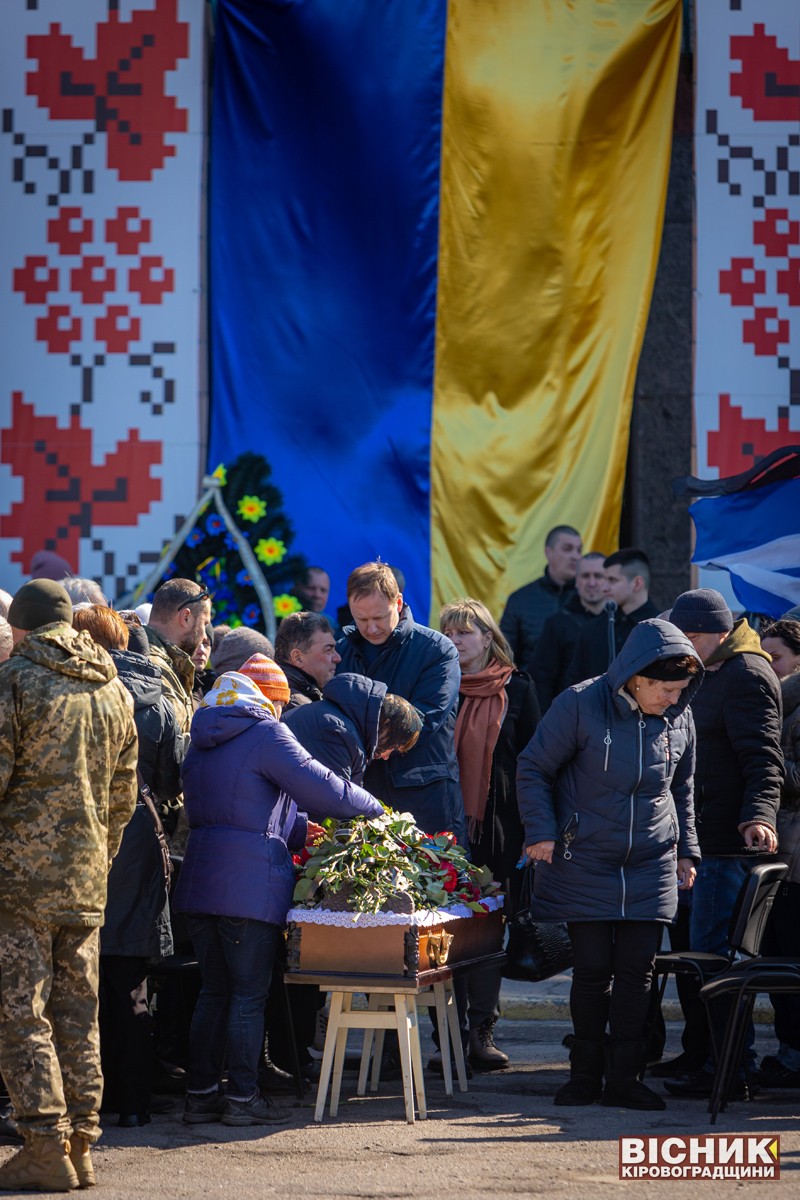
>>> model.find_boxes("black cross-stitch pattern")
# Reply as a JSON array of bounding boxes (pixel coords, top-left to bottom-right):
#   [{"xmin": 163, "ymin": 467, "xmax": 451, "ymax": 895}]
[
  {"xmin": 62, "ymin": 341, "xmax": 177, "ymax": 412},
  {"xmin": 2, "ymin": 108, "xmax": 97, "ymax": 205}
]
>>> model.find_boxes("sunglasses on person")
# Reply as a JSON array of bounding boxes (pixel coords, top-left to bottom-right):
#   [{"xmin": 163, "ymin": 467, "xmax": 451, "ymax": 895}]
[{"xmin": 182, "ymin": 589, "xmax": 213, "ymax": 608}]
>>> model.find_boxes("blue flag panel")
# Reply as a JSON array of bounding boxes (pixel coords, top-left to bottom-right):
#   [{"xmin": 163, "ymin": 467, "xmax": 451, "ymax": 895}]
[{"xmin": 208, "ymin": 0, "xmax": 447, "ymax": 618}]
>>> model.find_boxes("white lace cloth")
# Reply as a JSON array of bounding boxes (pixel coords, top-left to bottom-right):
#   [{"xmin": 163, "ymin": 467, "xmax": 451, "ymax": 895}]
[{"xmin": 285, "ymin": 894, "xmax": 504, "ymax": 927}]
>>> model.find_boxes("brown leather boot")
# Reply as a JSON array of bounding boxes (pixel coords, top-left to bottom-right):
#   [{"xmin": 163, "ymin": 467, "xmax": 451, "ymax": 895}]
[
  {"xmin": 68, "ymin": 1136, "xmax": 96, "ymax": 1188},
  {"xmin": 468, "ymin": 1020, "xmax": 510, "ymax": 1072},
  {"xmin": 0, "ymin": 1136, "xmax": 79, "ymax": 1191}
]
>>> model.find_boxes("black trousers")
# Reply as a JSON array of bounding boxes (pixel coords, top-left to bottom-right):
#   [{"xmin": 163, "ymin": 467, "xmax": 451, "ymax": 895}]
[
  {"xmin": 567, "ymin": 921, "xmax": 662, "ymax": 1042},
  {"xmin": 99, "ymin": 955, "xmax": 153, "ymax": 1117},
  {"xmin": 762, "ymin": 881, "xmax": 800, "ymax": 1053}
]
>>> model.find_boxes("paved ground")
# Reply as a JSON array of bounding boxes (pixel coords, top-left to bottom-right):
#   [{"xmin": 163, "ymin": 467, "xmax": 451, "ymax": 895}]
[{"xmin": 1, "ymin": 975, "xmax": 796, "ymax": 1199}]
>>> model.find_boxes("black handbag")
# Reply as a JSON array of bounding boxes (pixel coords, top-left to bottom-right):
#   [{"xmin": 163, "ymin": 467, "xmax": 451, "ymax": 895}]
[{"xmin": 503, "ymin": 864, "xmax": 572, "ymax": 982}]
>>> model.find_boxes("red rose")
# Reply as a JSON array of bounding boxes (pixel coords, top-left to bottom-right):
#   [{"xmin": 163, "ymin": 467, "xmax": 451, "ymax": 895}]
[{"xmin": 442, "ymin": 863, "xmax": 459, "ymax": 893}]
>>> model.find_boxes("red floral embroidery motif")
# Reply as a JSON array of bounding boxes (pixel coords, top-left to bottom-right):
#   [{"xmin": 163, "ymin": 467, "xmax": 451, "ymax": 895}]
[
  {"xmin": 14, "ymin": 205, "xmax": 174, "ymax": 356},
  {"xmin": 719, "ymin": 211, "xmax": 798, "ymax": 362},
  {"xmin": 13, "ymin": 257, "xmax": 59, "ymax": 305},
  {"xmin": 71, "ymin": 257, "xmax": 117, "ymax": 305},
  {"xmin": 742, "ymin": 307, "xmax": 790, "ymax": 357},
  {"xmin": 48, "ymin": 208, "xmax": 93, "ymax": 256},
  {"xmin": 95, "ymin": 306, "xmax": 141, "ymax": 354},
  {"xmin": 718, "ymin": 258, "xmax": 766, "ymax": 307},
  {"xmin": 26, "ymin": 0, "xmax": 189, "ymax": 182},
  {"xmin": 777, "ymin": 259, "xmax": 800, "ymax": 307},
  {"xmin": 753, "ymin": 209, "xmax": 800, "ymax": 258},
  {"xmin": 36, "ymin": 306, "xmax": 82, "ymax": 354},
  {"xmin": 708, "ymin": 395, "xmax": 798, "ymax": 478},
  {"xmin": 0, "ymin": 394, "xmax": 162, "ymax": 570},
  {"xmin": 106, "ymin": 208, "xmax": 152, "ymax": 255},
  {"xmin": 730, "ymin": 25, "xmax": 800, "ymax": 124},
  {"xmin": 129, "ymin": 257, "xmax": 174, "ymax": 304}
]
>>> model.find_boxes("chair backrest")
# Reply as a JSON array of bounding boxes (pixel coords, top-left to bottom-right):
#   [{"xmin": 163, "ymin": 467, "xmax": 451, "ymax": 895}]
[{"xmin": 728, "ymin": 861, "xmax": 788, "ymax": 958}]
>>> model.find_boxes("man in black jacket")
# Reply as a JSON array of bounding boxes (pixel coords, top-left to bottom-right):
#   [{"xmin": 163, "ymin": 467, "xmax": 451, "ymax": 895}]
[
  {"xmin": 659, "ymin": 588, "xmax": 783, "ymax": 1096},
  {"xmin": 567, "ymin": 548, "xmax": 659, "ymax": 686},
  {"xmin": 274, "ymin": 612, "xmax": 341, "ymax": 711},
  {"xmin": 500, "ymin": 525, "xmax": 582, "ymax": 677},
  {"xmin": 532, "ymin": 552, "xmax": 606, "ymax": 711}
]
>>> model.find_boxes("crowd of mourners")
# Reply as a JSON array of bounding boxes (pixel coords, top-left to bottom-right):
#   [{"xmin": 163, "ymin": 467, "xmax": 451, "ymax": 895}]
[{"xmin": 0, "ymin": 530, "xmax": 798, "ymax": 1191}]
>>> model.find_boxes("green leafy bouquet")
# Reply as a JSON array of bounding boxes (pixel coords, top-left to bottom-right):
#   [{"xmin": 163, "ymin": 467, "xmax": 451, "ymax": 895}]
[{"xmin": 291, "ymin": 811, "xmax": 502, "ymax": 915}]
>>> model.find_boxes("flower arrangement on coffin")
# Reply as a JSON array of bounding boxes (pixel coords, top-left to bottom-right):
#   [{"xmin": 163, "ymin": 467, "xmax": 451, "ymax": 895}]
[{"xmin": 292, "ymin": 810, "xmax": 502, "ymax": 915}]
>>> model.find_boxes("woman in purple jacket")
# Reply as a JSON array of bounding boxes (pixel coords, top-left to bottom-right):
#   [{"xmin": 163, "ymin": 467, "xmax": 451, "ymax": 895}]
[{"xmin": 174, "ymin": 655, "xmax": 383, "ymax": 1128}]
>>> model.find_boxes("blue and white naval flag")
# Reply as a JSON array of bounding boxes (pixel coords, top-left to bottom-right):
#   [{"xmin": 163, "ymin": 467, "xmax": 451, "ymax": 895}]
[{"xmin": 673, "ymin": 447, "xmax": 800, "ymax": 619}]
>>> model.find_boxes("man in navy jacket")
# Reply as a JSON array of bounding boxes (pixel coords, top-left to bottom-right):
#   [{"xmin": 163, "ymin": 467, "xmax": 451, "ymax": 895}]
[{"xmin": 336, "ymin": 562, "xmax": 466, "ymax": 845}]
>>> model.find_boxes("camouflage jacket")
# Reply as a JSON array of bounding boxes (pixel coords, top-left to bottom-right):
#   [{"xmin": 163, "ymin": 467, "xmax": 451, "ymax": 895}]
[
  {"xmin": 144, "ymin": 625, "xmax": 194, "ymax": 736},
  {"xmin": 0, "ymin": 622, "xmax": 138, "ymax": 925}
]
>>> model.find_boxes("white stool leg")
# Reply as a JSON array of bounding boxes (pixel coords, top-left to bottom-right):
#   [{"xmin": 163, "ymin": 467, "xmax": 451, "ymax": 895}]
[
  {"xmin": 394, "ymin": 995, "xmax": 416, "ymax": 1124},
  {"xmin": 445, "ymin": 980, "xmax": 468, "ymax": 1092},
  {"xmin": 329, "ymin": 993, "xmax": 352, "ymax": 1117},
  {"xmin": 370, "ymin": 1001, "xmax": 389, "ymax": 1093},
  {"xmin": 432, "ymin": 981, "xmax": 454, "ymax": 1096},
  {"xmin": 407, "ymin": 997, "xmax": 427, "ymax": 1120},
  {"xmin": 358, "ymin": 994, "xmax": 381, "ymax": 1095},
  {"xmin": 314, "ymin": 991, "xmax": 344, "ymax": 1122}
]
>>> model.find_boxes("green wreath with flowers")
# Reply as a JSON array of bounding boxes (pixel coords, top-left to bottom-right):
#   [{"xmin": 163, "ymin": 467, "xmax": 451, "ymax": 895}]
[{"xmin": 168, "ymin": 452, "xmax": 307, "ymax": 632}]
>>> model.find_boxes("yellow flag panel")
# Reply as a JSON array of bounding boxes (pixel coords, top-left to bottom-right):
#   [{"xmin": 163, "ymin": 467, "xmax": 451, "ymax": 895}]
[{"xmin": 430, "ymin": 0, "xmax": 682, "ymax": 621}]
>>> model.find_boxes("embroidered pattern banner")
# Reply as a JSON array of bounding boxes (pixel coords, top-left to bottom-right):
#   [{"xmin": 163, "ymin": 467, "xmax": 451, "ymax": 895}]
[
  {"xmin": 208, "ymin": 0, "xmax": 681, "ymax": 623},
  {"xmin": 0, "ymin": 0, "xmax": 205, "ymax": 599},
  {"xmin": 694, "ymin": 1, "xmax": 800, "ymax": 482}
]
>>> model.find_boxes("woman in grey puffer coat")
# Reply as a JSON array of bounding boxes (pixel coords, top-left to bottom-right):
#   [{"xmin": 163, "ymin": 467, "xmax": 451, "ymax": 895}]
[{"xmin": 517, "ymin": 620, "xmax": 703, "ymax": 1111}]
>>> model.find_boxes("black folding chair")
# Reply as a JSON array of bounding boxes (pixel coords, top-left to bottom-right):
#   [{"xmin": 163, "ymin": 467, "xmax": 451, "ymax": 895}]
[
  {"xmin": 701, "ymin": 959, "xmax": 800, "ymax": 1122},
  {"xmin": 649, "ymin": 860, "xmax": 788, "ymax": 1019}
]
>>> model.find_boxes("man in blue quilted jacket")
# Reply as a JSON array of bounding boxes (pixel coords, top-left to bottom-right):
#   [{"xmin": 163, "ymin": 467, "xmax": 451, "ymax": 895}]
[{"xmin": 336, "ymin": 562, "xmax": 467, "ymax": 845}]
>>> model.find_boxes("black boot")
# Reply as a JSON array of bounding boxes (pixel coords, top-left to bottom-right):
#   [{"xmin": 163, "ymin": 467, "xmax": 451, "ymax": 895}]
[
  {"xmin": 603, "ymin": 1039, "xmax": 666, "ymax": 1111},
  {"xmin": 554, "ymin": 1038, "xmax": 605, "ymax": 1106}
]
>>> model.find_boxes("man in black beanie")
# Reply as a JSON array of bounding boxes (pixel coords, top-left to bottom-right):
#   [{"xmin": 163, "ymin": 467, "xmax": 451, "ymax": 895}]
[
  {"xmin": 0, "ymin": 580, "xmax": 138, "ymax": 1190},
  {"xmin": 655, "ymin": 588, "xmax": 783, "ymax": 1096}
]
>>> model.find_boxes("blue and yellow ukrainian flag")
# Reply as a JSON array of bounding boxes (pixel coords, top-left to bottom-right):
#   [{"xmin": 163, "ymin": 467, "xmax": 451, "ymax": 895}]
[{"xmin": 209, "ymin": 0, "xmax": 681, "ymax": 622}]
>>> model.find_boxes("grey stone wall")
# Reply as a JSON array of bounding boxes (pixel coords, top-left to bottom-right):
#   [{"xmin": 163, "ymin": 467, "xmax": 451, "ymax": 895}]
[{"xmin": 625, "ymin": 57, "xmax": 694, "ymax": 611}]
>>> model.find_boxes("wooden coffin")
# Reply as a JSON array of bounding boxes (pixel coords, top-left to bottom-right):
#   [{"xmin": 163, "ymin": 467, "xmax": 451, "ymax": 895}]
[{"xmin": 286, "ymin": 908, "xmax": 504, "ymax": 981}]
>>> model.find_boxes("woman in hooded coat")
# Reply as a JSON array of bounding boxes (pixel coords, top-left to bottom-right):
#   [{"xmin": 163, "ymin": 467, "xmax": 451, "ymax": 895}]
[
  {"xmin": 517, "ymin": 619, "xmax": 703, "ymax": 1111},
  {"xmin": 174, "ymin": 655, "xmax": 383, "ymax": 1128}
]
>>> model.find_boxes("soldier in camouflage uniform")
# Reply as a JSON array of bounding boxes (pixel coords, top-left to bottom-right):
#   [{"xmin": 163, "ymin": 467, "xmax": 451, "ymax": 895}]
[{"xmin": 0, "ymin": 580, "xmax": 138, "ymax": 1192}]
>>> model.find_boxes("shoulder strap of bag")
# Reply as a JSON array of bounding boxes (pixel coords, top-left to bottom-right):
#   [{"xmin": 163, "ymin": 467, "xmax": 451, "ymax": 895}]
[{"xmin": 137, "ymin": 767, "xmax": 174, "ymax": 893}]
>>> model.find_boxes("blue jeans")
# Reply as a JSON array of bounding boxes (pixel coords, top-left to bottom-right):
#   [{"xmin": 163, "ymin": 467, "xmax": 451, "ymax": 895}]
[
  {"xmin": 690, "ymin": 856, "xmax": 750, "ymax": 956},
  {"xmin": 689, "ymin": 856, "xmax": 756, "ymax": 1070},
  {"xmin": 186, "ymin": 915, "xmax": 281, "ymax": 1100}
]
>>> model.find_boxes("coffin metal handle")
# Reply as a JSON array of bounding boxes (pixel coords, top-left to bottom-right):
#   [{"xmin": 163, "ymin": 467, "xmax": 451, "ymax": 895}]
[{"xmin": 426, "ymin": 929, "xmax": 454, "ymax": 967}]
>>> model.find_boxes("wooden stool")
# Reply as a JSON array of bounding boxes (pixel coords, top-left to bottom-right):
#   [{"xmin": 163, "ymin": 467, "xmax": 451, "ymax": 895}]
[
  {"xmin": 286, "ymin": 957, "xmax": 504, "ymax": 1123},
  {"xmin": 316, "ymin": 984, "xmax": 426, "ymax": 1123},
  {"xmin": 358, "ymin": 976, "xmax": 468, "ymax": 1099}
]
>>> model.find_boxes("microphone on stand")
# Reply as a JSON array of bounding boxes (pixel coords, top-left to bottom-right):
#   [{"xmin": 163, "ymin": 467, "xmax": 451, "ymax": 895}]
[{"xmin": 605, "ymin": 599, "xmax": 617, "ymax": 668}]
